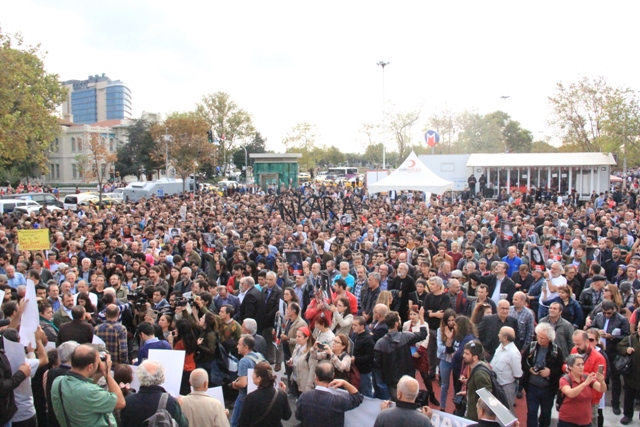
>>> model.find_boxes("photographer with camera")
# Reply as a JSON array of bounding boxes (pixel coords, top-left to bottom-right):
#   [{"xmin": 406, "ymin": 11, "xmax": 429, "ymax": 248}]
[{"xmin": 522, "ymin": 322, "xmax": 564, "ymax": 427}]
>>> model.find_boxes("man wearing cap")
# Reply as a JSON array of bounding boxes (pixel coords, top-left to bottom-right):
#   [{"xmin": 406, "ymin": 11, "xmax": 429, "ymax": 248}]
[{"xmin": 579, "ymin": 274, "xmax": 607, "ymax": 318}]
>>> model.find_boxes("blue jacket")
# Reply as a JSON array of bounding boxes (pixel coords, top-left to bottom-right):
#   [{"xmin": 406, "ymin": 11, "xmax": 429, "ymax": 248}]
[
  {"xmin": 136, "ymin": 338, "xmax": 171, "ymax": 365},
  {"xmin": 502, "ymin": 255, "xmax": 522, "ymax": 277}
]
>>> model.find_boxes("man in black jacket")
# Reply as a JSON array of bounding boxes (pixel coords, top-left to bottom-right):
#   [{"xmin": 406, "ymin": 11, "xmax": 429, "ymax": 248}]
[
  {"xmin": 374, "ymin": 308, "xmax": 428, "ymax": 400},
  {"xmin": 477, "ymin": 300, "xmax": 520, "ymax": 360},
  {"xmin": 351, "ymin": 316, "xmax": 375, "ymax": 397},
  {"xmin": 521, "ymin": 322, "xmax": 564, "ymax": 427},
  {"xmin": 261, "ymin": 271, "xmax": 283, "ymax": 364},
  {"xmin": 46, "ymin": 341, "xmax": 80, "ymax": 427},
  {"xmin": 237, "ymin": 276, "xmax": 265, "ymax": 330},
  {"xmin": 56, "ymin": 305, "xmax": 94, "ymax": 346},
  {"xmin": 470, "ymin": 262, "xmax": 516, "ymax": 304}
]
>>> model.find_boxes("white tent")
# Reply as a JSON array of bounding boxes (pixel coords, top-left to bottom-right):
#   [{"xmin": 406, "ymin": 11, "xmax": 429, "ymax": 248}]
[{"xmin": 368, "ymin": 151, "xmax": 454, "ymax": 194}]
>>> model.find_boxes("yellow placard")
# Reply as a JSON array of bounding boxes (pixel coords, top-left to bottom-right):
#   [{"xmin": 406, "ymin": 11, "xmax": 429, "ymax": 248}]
[{"xmin": 17, "ymin": 229, "xmax": 50, "ymax": 251}]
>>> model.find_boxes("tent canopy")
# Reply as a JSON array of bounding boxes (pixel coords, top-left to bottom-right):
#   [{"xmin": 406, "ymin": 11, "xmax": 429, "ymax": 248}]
[{"xmin": 368, "ymin": 151, "xmax": 454, "ymax": 194}]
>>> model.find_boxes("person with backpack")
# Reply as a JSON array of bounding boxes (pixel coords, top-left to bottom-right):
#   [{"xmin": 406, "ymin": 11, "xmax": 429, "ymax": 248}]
[
  {"xmin": 521, "ymin": 322, "xmax": 565, "ymax": 427},
  {"xmin": 120, "ymin": 360, "xmax": 188, "ymax": 427},
  {"xmin": 558, "ymin": 354, "xmax": 606, "ymax": 427},
  {"xmin": 459, "ymin": 340, "xmax": 492, "ymax": 421}
]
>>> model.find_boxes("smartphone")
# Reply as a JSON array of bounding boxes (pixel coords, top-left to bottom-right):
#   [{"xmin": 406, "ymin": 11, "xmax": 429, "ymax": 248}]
[{"xmin": 598, "ymin": 365, "xmax": 604, "ymax": 375}]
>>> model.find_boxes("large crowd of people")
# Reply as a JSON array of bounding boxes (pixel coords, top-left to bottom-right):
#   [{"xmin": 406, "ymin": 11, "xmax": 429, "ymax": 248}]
[{"xmin": 1, "ymin": 178, "xmax": 640, "ymax": 427}]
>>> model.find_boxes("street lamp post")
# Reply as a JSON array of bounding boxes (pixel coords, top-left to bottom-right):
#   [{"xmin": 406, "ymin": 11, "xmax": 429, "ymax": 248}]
[
  {"xmin": 164, "ymin": 127, "xmax": 170, "ymax": 178},
  {"xmin": 377, "ymin": 61, "xmax": 390, "ymax": 169},
  {"xmin": 241, "ymin": 144, "xmax": 248, "ymax": 183}
]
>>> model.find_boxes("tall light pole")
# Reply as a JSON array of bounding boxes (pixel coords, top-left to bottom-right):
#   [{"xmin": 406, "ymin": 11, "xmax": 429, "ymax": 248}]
[
  {"xmin": 164, "ymin": 127, "xmax": 170, "ymax": 179},
  {"xmin": 377, "ymin": 61, "xmax": 390, "ymax": 169}
]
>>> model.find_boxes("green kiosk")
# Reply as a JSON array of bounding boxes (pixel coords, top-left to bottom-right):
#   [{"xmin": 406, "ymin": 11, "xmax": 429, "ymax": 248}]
[{"xmin": 250, "ymin": 153, "xmax": 302, "ymax": 190}]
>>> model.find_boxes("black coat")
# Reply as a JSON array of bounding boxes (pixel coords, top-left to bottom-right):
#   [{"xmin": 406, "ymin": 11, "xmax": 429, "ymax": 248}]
[
  {"xmin": 56, "ymin": 320, "xmax": 94, "ymax": 346},
  {"xmin": 477, "ymin": 315, "xmax": 521, "ymax": 357},
  {"xmin": 470, "ymin": 272, "xmax": 516, "ymax": 304},
  {"xmin": 353, "ymin": 331, "xmax": 375, "ymax": 374},
  {"xmin": 239, "ymin": 286, "xmax": 266, "ymax": 330},
  {"xmin": 0, "ymin": 351, "xmax": 27, "ymax": 425},
  {"xmin": 262, "ymin": 285, "xmax": 284, "ymax": 328}
]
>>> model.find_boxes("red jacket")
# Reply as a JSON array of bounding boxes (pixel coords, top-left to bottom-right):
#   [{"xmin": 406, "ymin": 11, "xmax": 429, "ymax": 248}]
[
  {"xmin": 332, "ymin": 291, "xmax": 358, "ymax": 315},
  {"xmin": 570, "ymin": 345, "xmax": 606, "ymax": 404},
  {"xmin": 304, "ymin": 298, "xmax": 332, "ymax": 330}
]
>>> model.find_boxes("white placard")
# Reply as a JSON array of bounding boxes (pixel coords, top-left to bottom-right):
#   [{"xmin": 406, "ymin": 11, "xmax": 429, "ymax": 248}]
[
  {"xmin": 0, "ymin": 289, "xmax": 5, "ymax": 303},
  {"xmin": 206, "ymin": 386, "xmax": 225, "ymax": 405},
  {"xmin": 92, "ymin": 334, "xmax": 106, "ymax": 347},
  {"xmin": 45, "ymin": 341, "xmax": 57, "ymax": 351},
  {"xmin": 148, "ymin": 349, "xmax": 185, "ymax": 397},
  {"xmin": 19, "ymin": 280, "xmax": 39, "ymax": 348},
  {"xmin": 247, "ymin": 368, "xmax": 282, "ymax": 394},
  {"xmin": 279, "ymin": 299, "xmax": 286, "ymax": 317},
  {"xmin": 3, "ymin": 337, "xmax": 32, "ymax": 396},
  {"xmin": 124, "ymin": 364, "xmax": 141, "ymax": 392}
]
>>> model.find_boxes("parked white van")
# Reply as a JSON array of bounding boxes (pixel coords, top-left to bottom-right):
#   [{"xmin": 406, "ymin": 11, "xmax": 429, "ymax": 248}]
[
  {"xmin": 0, "ymin": 199, "xmax": 42, "ymax": 214},
  {"xmin": 63, "ymin": 193, "xmax": 100, "ymax": 211}
]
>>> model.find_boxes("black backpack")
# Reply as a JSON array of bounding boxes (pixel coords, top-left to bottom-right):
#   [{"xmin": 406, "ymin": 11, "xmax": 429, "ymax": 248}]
[
  {"xmin": 472, "ymin": 363, "xmax": 511, "ymax": 409},
  {"xmin": 555, "ymin": 374, "xmax": 572, "ymax": 411}
]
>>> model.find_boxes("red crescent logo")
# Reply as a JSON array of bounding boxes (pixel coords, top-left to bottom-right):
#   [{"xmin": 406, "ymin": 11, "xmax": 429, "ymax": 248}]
[{"xmin": 408, "ymin": 160, "xmax": 416, "ymax": 167}]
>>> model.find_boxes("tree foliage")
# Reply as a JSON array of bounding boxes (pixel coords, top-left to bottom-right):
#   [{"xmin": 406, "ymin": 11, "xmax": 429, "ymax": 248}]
[
  {"xmin": 196, "ymin": 92, "xmax": 255, "ymax": 173},
  {"xmin": 282, "ymin": 122, "xmax": 320, "ymax": 151},
  {"xmin": 232, "ymin": 131, "xmax": 267, "ymax": 169},
  {"xmin": 387, "ymin": 109, "xmax": 420, "ymax": 160},
  {"xmin": 116, "ymin": 119, "xmax": 163, "ymax": 180},
  {"xmin": 425, "ymin": 107, "xmax": 458, "ymax": 153},
  {"xmin": 78, "ymin": 133, "xmax": 117, "ymax": 202},
  {"xmin": 151, "ymin": 112, "xmax": 213, "ymax": 191},
  {"xmin": 0, "ymin": 32, "xmax": 67, "ymax": 173}
]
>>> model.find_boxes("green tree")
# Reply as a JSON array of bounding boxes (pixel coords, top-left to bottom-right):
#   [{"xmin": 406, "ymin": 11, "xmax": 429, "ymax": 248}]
[
  {"xmin": 151, "ymin": 112, "xmax": 213, "ymax": 191},
  {"xmin": 116, "ymin": 119, "xmax": 163, "ymax": 180},
  {"xmin": 0, "ymin": 32, "xmax": 67, "ymax": 173},
  {"xmin": 196, "ymin": 92, "xmax": 256, "ymax": 174},
  {"xmin": 531, "ymin": 140, "xmax": 558, "ymax": 153},
  {"xmin": 388, "ymin": 109, "xmax": 420, "ymax": 160},
  {"xmin": 232, "ymin": 131, "xmax": 267, "ymax": 170},
  {"xmin": 324, "ymin": 146, "xmax": 346, "ymax": 166},
  {"xmin": 363, "ymin": 143, "xmax": 384, "ymax": 167},
  {"xmin": 282, "ymin": 122, "xmax": 320, "ymax": 151},
  {"xmin": 425, "ymin": 107, "xmax": 458, "ymax": 153},
  {"xmin": 548, "ymin": 76, "xmax": 640, "ymax": 154},
  {"xmin": 456, "ymin": 110, "xmax": 504, "ymax": 153}
]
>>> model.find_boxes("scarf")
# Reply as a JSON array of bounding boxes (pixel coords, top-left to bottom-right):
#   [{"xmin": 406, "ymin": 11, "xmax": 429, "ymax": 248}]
[{"xmin": 40, "ymin": 316, "xmax": 59, "ymax": 332}]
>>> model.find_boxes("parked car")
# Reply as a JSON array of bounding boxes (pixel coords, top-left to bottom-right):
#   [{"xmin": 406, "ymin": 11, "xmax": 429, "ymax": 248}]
[{"xmin": 3, "ymin": 192, "xmax": 64, "ymax": 208}]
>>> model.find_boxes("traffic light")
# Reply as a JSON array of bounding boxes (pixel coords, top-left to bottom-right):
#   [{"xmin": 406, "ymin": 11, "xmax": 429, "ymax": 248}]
[{"xmin": 207, "ymin": 130, "xmax": 213, "ymax": 143}]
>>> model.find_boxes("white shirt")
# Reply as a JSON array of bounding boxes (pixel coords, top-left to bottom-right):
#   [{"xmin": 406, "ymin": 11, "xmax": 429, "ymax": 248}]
[
  {"xmin": 542, "ymin": 275, "xmax": 567, "ymax": 303},
  {"xmin": 13, "ymin": 358, "xmax": 40, "ymax": 421},
  {"xmin": 490, "ymin": 341, "xmax": 523, "ymax": 385}
]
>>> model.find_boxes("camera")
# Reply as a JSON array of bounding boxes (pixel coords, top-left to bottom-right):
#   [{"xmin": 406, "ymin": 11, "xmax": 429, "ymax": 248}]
[
  {"xmin": 127, "ymin": 286, "xmax": 148, "ymax": 310},
  {"xmin": 532, "ymin": 365, "xmax": 544, "ymax": 373},
  {"xmin": 99, "ymin": 351, "xmax": 108, "ymax": 362},
  {"xmin": 176, "ymin": 297, "xmax": 194, "ymax": 307}
]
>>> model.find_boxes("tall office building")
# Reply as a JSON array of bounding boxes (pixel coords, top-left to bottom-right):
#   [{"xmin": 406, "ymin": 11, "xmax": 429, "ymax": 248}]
[{"xmin": 61, "ymin": 74, "xmax": 132, "ymax": 124}]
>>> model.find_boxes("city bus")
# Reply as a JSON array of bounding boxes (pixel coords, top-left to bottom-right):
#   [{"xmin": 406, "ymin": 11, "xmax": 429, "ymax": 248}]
[{"xmin": 327, "ymin": 167, "xmax": 358, "ymax": 180}]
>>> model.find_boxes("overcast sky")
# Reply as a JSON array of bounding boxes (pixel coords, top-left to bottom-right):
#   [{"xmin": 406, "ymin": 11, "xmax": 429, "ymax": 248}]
[{"xmin": 2, "ymin": 1, "xmax": 639, "ymax": 153}]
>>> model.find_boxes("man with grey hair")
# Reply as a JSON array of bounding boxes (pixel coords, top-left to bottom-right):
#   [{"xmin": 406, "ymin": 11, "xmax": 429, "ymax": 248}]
[
  {"xmin": 181, "ymin": 368, "xmax": 229, "ymax": 427},
  {"xmin": 242, "ymin": 318, "xmax": 268, "ymax": 359},
  {"xmin": 539, "ymin": 301, "xmax": 574, "ymax": 359},
  {"xmin": 374, "ymin": 375, "xmax": 433, "ymax": 427},
  {"xmin": 261, "ymin": 271, "xmax": 283, "ymax": 365},
  {"xmin": 120, "ymin": 360, "xmax": 188, "ymax": 427},
  {"xmin": 238, "ymin": 276, "xmax": 265, "ymax": 329},
  {"xmin": 361, "ymin": 272, "xmax": 382, "ymax": 323},
  {"xmin": 45, "ymin": 340, "xmax": 80, "ymax": 427}
]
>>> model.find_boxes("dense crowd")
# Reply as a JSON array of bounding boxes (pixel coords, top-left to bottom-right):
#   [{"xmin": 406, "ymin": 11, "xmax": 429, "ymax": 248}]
[{"xmin": 1, "ymin": 179, "xmax": 640, "ymax": 427}]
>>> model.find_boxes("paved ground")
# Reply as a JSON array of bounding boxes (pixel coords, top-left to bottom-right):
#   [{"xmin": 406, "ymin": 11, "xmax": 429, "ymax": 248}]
[{"xmin": 279, "ymin": 370, "xmax": 635, "ymax": 427}]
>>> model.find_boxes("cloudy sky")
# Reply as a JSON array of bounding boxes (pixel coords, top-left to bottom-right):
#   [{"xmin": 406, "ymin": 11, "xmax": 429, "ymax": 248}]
[{"xmin": 2, "ymin": 1, "xmax": 639, "ymax": 152}]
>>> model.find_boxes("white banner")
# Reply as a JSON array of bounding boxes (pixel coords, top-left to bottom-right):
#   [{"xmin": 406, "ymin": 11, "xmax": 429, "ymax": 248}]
[
  {"xmin": 148, "ymin": 349, "xmax": 185, "ymax": 397},
  {"xmin": 19, "ymin": 280, "xmax": 39, "ymax": 348},
  {"xmin": 344, "ymin": 396, "xmax": 474, "ymax": 427}
]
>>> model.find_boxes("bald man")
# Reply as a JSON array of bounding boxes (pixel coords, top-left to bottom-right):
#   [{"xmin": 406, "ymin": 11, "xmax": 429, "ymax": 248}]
[
  {"xmin": 374, "ymin": 375, "xmax": 433, "ymax": 427},
  {"xmin": 180, "ymin": 368, "xmax": 229, "ymax": 427},
  {"xmin": 489, "ymin": 326, "xmax": 523, "ymax": 411},
  {"xmin": 477, "ymin": 300, "xmax": 520, "ymax": 361}
]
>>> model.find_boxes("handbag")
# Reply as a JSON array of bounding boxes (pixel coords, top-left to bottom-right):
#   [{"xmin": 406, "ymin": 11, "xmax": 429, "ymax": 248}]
[
  {"xmin": 613, "ymin": 336, "xmax": 633, "ymax": 375},
  {"xmin": 347, "ymin": 363, "xmax": 361, "ymax": 389}
]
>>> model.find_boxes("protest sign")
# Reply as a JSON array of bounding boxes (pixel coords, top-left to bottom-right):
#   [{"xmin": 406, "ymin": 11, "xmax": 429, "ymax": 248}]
[
  {"xmin": 20, "ymin": 280, "xmax": 38, "ymax": 348},
  {"xmin": 148, "ymin": 349, "xmax": 185, "ymax": 397},
  {"xmin": 18, "ymin": 229, "xmax": 50, "ymax": 251}
]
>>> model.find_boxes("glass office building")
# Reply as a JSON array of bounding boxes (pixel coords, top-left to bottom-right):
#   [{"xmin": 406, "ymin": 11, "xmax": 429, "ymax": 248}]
[{"xmin": 62, "ymin": 74, "xmax": 131, "ymax": 124}]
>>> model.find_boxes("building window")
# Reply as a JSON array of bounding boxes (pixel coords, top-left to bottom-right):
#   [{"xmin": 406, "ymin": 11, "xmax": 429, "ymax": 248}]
[
  {"xmin": 71, "ymin": 137, "xmax": 76, "ymax": 153},
  {"xmin": 77, "ymin": 138, "xmax": 83, "ymax": 152},
  {"xmin": 72, "ymin": 164, "xmax": 77, "ymax": 179},
  {"xmin": 53, "ymin": 138, "xmax": 59, "ymax": 153},
  {"xmin": 56, "ymin": 164, "xmax": 60, "ymax": 179},
  {"xmin": 109, "ymin": 138, "xmax": 114, "ymax": 152}
]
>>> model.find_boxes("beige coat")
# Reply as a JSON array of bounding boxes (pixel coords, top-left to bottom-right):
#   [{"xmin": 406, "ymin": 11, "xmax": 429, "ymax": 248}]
[
  {"xmin": 180, "ymin": 390, "xmax": 229, "ymax": 427},
  {"xmin": 292, "ymin": 344, "xmax": 317, "ymax": 392},
  {"xmin": 286, "ymin": 315, "xmax": 308, "ymax": 355}
]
